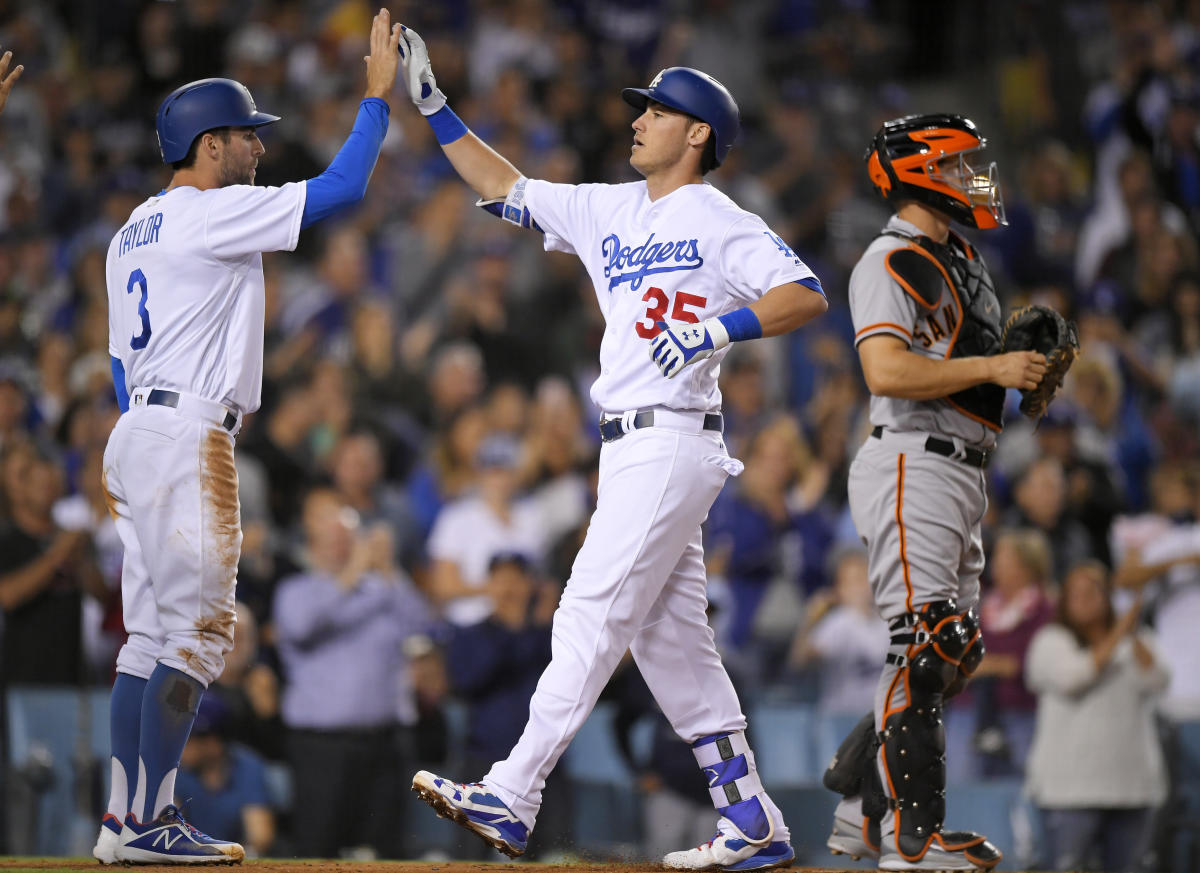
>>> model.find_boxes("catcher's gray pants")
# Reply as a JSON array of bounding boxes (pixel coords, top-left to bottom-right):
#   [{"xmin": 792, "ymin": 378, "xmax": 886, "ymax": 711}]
[{"xmin": 847, "ymin": 429, "xmax": 986, "ymax": 621}]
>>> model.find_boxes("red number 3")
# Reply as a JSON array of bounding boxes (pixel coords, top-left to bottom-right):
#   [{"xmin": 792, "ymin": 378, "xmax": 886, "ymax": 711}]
[{"xmin": 635, "ymin": 288, "xmax": 708, "ymax": 338}]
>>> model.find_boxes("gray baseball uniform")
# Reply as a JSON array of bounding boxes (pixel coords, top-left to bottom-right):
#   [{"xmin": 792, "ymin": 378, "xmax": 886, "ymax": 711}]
[{"xmin": 846, "ymin": 215, "xmax": 1004, "ymax": 620}]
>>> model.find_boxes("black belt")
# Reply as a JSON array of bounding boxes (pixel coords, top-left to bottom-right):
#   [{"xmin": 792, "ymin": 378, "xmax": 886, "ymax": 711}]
[
  {"xmin": 146, "ymin": 389, "xmax": 238, "ymax": 432},
  {"xmin": 870, "ymin": 425, "xmax": 989, "ymax": 469},
  {"xmin": 598, "ymin": 411, "xmax": 723, "ymax": 443}
]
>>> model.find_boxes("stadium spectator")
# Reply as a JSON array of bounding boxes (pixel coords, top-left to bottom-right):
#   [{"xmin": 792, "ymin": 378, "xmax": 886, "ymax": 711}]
[
  {"xmin": 1111, "ymin": 462, "xmax": 1200, "ymax": 720},
  {"xmin": 787, "ymin": 543, "xmax": 887, "ymax": 715},
  {"xmin": 1004, "ymin": 456, "xmax": 1093, "ymax": 582},
  {"xmin": 0, "ymin": 443, "xmax": 105, "ymax": 684},
  {"xmin": 273, "ymin": 488, "xmax": 432, "ymax": 858},
  {"xmin": 443, "ymin": 551, "xmax": 565, "ymax": 858},
  {"xmin": 955, "ymin": 528, "xmax": 1055, "ymax": 780},
  {"xmin": 427, "ymin": 433, "xmax": 544, "ymax": 625},
  {"xmin": 1026, "ymin": 561, "xmax": 1169, "ymax": 872},
  {"xmin": 176, "ymin": 694, "xmax": 276, "ymax": 858}
]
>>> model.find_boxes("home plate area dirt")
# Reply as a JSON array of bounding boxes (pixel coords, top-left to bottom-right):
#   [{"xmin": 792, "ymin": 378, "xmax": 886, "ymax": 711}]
[{"xmin": 0, "ymin": 861, "xmax": 870, "ymax": 873}]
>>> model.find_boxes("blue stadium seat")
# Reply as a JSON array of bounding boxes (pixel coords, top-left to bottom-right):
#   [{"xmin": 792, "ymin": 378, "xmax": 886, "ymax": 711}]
[
  {"xmin": 562, "ymin": 703, "xmax": 643, "ymax": 851},
  {"xmin": 6, "ymin": 685, "xmax": 111, "ymax": 857},
  {"xmin": 748, "ymin": 702, "xmax": 820, "ymax": 786}
]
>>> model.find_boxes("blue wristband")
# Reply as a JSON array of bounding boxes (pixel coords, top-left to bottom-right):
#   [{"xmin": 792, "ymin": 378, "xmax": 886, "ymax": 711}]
[
  {"xmin": 717, "ymin": 307, "xmax": 763, "ymax": 342},
  {"xmin": 427, "ymin": 105, "xmax": 468, "ymax": 146}
]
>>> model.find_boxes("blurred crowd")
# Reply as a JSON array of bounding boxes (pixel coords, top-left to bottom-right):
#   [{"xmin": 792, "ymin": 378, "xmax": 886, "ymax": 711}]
[{"xmin": 2, "ymin": 0, "xmax": 1200, "ymax": 866}]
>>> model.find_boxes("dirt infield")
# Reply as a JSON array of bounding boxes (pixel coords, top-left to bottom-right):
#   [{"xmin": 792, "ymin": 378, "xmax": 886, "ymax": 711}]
[{"xmin": 0, "ymin": 862, "xmax": 864, "ymax": 873}]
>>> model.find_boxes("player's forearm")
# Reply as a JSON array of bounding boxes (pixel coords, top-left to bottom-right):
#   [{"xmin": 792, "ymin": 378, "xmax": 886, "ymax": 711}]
[
  {"xmin": 747, "ymin": 280, "xmax": 828, "ymax": 337},
  {"xmin": 300, "ymin": 99, "xmax": 390, "ymax": 229},
  {"xmin": 439, "ymin": 127, "xmax": 522, "ymax": 202},
  {"xmin": 864, "ymin": 351, "xmax": 995, "ymax": 400}
]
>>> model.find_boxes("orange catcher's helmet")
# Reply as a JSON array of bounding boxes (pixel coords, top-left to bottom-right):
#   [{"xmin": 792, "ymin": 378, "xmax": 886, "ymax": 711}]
[{"xmin": 865, "ymin": 114, "xmax": 1006, "ymax": 229}]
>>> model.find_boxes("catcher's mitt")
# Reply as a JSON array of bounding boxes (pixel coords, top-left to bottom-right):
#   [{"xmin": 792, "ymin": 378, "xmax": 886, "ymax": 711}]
[{"xmin": 1001, "ymin": 304, "xmax": 1080, "ymax": 419}]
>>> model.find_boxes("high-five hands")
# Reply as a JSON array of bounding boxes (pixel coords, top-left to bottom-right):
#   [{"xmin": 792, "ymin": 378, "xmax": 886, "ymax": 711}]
[
  {"xmin": 397, "ymin": 24, "xmax": 447, "ymax": 116},
  {"xmin": 0, "ymin": 50, "xmax": 23, "ymax": 117},
  {"xmin": 649, "ymin": 318, "xmax": 730, "ymax": 379},
  {"xmin": 363, "ymin": 8, "xmax": 402, "ymax": 101}
]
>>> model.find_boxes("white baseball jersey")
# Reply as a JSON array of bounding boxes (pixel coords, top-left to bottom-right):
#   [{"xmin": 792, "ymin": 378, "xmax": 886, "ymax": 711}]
[
  {"xmin": 521, "ymin": 179, "xmax": 818, "ymax": 413},
  {"xmin": 106, "ymin": 182, "xmax": 307, "ymax": 415}
]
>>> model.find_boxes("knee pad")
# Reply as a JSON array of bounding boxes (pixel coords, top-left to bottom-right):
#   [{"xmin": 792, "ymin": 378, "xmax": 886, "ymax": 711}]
[
  {"xmin": 693, "ymin": 730, "xmax": 775, "ymax": 846},
  {"xmin": 881, "ymin": 600, "xmax": 978, "ymax": 857},
  {"xmin": 946, "ymin": 608, "xmax": 984, "ymax": 699}
]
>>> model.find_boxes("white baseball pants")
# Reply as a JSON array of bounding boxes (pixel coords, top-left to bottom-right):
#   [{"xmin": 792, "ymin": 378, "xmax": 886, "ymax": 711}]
[
  {"xmin": 485, "ymin": 416, "xmax": 746, "ymax": 829},
  {"xmin": 102, "ymin": 394, "xmax": 242, "ymax": 687}
]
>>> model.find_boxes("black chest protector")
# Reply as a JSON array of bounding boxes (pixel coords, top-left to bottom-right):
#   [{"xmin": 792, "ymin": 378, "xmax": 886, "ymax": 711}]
[{"xmin": 884, "ymin": 230, "xmax": 1005, "ymax": 431}]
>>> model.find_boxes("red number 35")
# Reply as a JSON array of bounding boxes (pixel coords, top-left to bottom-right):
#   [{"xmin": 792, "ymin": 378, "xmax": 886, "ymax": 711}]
[{"xmin": 635, "ymin": 287, "xmax": 708, "ymax": 338}]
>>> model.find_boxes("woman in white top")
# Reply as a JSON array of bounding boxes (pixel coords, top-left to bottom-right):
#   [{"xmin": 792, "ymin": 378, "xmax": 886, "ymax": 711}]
[{"xmin": 1025, "ymin": 560, "xmax": 1170, "ymax": 872}]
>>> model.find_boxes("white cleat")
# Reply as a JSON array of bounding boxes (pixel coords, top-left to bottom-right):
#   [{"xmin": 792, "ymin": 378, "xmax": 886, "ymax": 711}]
[
  {"xmin": 92, "ymin": 816, "xmax": 121, "ymax": 864},
  {"xmin": 663, "ymin": 819, "xmax": 796, "ymax": 871}
]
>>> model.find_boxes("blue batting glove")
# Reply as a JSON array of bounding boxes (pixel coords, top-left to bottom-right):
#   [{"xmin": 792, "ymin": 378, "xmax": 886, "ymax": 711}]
[{"xmin": 649, "ymin": 317, "xmax": 730, "ymax": 379}]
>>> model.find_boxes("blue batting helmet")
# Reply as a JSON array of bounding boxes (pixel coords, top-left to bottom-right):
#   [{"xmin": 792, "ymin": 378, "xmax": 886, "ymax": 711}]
[
  {"xmin": 155, "ymin": 78, "xmax": 280, "ymax": 164},
  {"xmin": 622, "ymin": 67, "xmax": 740, "ymax": 168}
]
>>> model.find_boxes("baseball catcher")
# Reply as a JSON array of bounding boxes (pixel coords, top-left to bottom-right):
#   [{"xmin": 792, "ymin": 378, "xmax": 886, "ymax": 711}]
[{"xmin": 822, "ymin": 113, "xmax": 1055, "ymax": 873}]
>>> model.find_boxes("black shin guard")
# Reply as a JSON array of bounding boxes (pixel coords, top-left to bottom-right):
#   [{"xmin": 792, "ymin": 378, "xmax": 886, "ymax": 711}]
[{"xmin": 881, "ymin": 600, "xmax": 981, "ymax": 860}]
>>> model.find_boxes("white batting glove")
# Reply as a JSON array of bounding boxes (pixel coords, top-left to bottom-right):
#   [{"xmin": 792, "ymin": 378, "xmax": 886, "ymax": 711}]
[
  {"xmin": 398, "ymin": 25, "xmax": 447, "ymax": 116},
  {"xmin": 649, "ymin": 318, "xmax": 730, "ymax": 379}
]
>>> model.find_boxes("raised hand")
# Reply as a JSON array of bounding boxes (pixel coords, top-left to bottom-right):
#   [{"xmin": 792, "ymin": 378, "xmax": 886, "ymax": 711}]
[
  {"xmin": 363, "ymin": 8, "xmax": 402, "ymax": 101},
  {"xmin": 397, "ymin": 24, "xmax": 447, "ymax": 115},
  {"xmin": 0, "ymin": 50, "xmax": 23, "ymax": 117}
]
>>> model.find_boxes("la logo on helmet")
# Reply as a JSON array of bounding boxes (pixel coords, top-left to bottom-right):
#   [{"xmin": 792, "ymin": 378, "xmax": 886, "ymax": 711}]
[{"xmin": 649, "ymin": 70, "xmax": 665, "ymax": 89}]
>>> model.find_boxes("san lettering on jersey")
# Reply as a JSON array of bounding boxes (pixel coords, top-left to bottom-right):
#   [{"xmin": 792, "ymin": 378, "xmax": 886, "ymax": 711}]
[
  {"xmin": 520, "ymin": 179, "xmax": 818, "ymax": 414},
  {"xmin": 848, "ymin": 215, "xmax": 997, "ymax": 448}
]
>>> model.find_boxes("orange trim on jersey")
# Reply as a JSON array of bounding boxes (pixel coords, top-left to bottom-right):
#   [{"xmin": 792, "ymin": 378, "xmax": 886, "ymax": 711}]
[
  {"xmin": 856, "ymin": 321, "xmax": 913, "ymax": 341},
  {"xmin": 884, "ymin": 246, "xmax": 946, "ymax": 311},
  {"xmin": 896, "ymin": 453, "xmax": 914, "ymax": 614},
  {"xmin": 946, "ymin": 397, "xmax": 1003, "ymax": 432}
]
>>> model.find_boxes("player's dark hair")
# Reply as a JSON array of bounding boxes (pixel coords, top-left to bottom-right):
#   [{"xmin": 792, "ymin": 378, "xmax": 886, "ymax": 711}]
[{"xmin": 170, "ymin": 127, "xmax": 231, "ymax": 171}]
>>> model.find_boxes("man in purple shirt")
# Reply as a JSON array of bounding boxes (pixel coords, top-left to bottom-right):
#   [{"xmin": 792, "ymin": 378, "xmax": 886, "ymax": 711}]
[{"xmin": 273, "ymin": 487, "xmax": 432, "ymax": 858}]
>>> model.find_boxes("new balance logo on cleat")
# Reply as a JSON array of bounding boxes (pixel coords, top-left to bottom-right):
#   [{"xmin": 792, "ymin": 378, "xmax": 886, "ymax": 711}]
[
  {"xmin": 411, "ymin": 770, "xmax": 529, "ymax": 859},
  {"xmin": 116, "ymin": 804, "xmax": 245, "ymax": 865}
]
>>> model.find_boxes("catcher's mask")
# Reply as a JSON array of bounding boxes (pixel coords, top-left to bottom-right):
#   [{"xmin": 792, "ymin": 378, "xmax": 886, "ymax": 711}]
[{"xmin": 866, "ymin": 114, "xmax": 1006, "ymax": 229}]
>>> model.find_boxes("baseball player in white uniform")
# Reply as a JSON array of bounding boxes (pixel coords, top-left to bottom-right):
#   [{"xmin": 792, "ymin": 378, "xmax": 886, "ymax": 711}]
[
  {"xmin": 398, "ymin": 28, "xmax": 827, "ymax": 870},
  {"xmin": 92, "ymin": 11, "xmax": 401, "ymax": 865},
  {"xmin": 820, "ymin": 115, "xmax": 1047, "ymax": 872}
]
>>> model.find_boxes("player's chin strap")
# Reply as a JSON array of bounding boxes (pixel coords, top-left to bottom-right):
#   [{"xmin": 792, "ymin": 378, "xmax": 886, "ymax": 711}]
[
  {"xmin": 692, "ymin": 730, "xmax": 776, "ymax": 847},
  {"xmin": 476, "ymin": 175, "xmax": 543, "ymax": 232}
]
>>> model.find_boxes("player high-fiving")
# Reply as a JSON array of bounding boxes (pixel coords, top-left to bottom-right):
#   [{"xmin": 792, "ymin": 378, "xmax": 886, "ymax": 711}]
[
  {"xmin": 399, "ymin": 23, "xmax": 827, "ymax": 871},
  {"xmin": 94, "ymin": 8, "xmax": 401, "ymax": 867}
]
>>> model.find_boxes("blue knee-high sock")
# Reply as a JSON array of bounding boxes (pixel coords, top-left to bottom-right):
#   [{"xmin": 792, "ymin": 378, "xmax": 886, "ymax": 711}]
[
  {"xmin": 104, "ymin": 673, "xmax": 147, "ymax": 829},
  {"xmin": 132, "ymin": 664, "xmax": 204, "ymax": 823}
]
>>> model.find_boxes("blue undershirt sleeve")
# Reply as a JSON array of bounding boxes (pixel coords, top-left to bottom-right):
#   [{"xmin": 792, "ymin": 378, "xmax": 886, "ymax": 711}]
[
  {"xmin": 300, "ymin": 97, "xmax": 390, "ymax": 230},
  {"xmin": 111, "ymin": 356, "xmax": 129, "ymax": 413}
]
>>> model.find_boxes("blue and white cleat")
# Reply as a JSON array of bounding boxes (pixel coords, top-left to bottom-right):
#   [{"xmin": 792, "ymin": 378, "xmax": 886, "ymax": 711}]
[
  {"xmin": 115, "ymin": 804, "xmax": 245, "ymax": 864},
  {"xmin": 92, "ymin": 813, "xmax": 122, "ymax": 864},
  {"xmin": 663, "ymin": 820, "xmax": 796, "ymax": 871},
  {"xmin": 411, "ymin": 769, "xmax": 529, "ymax": 858}
]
